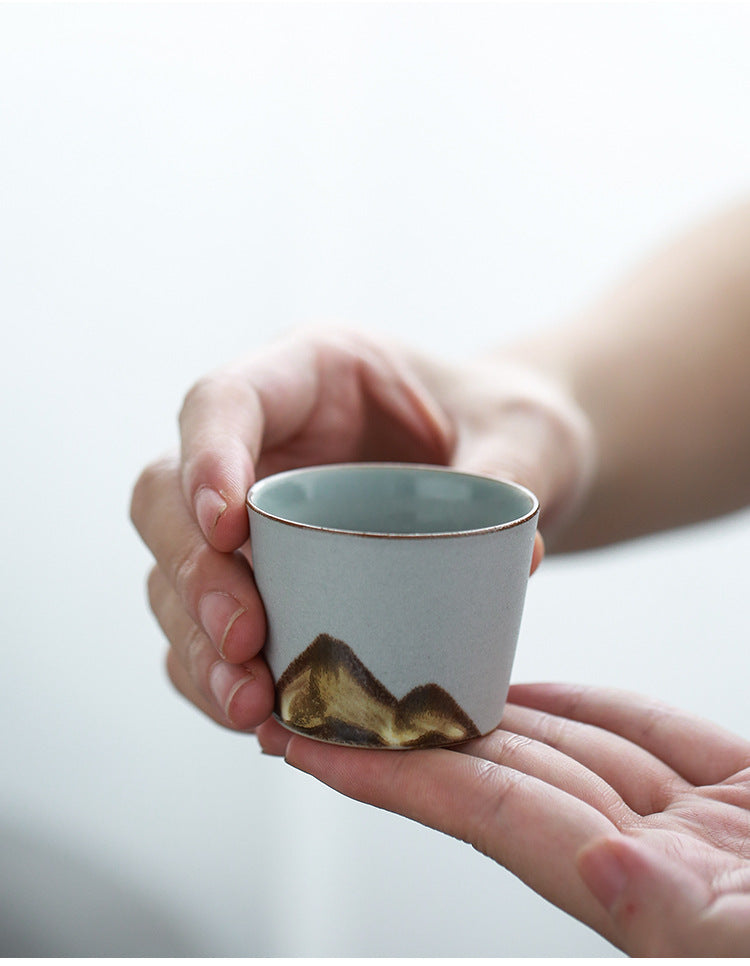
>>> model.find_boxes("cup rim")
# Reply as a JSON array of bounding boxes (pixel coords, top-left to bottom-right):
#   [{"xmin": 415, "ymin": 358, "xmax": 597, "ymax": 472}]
[{"xmin": 246, "ymin": 462, "xmax": 539, "ymax": 539}]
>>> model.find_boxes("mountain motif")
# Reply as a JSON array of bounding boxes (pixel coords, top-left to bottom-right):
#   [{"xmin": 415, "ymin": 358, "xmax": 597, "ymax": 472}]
[{"xmin": 275, "ymin": 633, "xmax": 480, "ymax": 748}]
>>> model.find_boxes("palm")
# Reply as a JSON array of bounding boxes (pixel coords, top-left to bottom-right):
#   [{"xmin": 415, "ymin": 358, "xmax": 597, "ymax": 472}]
[
  {"xmin": 276, "ymin": 682, "xmax": 750, "ymax": 957},
  {"xmin": 637, "ymin": 789, "xmax": 750, "ymax": 889},
  {"xmin": 470, "ymin": 689, "xmax": 750, "ymax": 955},
  {"xmin": 620, "ymin": 795, "xmax": 750, "ymax": 950}
]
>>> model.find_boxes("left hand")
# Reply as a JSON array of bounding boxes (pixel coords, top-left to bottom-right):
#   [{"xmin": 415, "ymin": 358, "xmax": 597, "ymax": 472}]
[{"xmin": 258, "ymin": 683, "xmax": 750, "ymax": 957}]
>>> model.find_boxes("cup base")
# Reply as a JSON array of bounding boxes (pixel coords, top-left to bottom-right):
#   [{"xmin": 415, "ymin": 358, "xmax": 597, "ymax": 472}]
[{"xmin": 272, "ymin": 712, "xmax": 492, "ymax": 751}]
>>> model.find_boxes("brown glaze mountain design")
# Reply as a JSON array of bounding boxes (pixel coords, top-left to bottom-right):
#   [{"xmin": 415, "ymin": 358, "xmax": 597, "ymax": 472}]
[{"xmin": 275, "ymin": 633, "xmax": 480, "ymax": 748}]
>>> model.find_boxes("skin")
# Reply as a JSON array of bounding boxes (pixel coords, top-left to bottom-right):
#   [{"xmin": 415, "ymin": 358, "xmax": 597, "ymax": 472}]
[
  {"xmin": 510, "ymin": 199, "xmax": 750, "ymax": 550},
  {"xmin": 130, "ymin": 200, "xmax": 750, "ymax": 956},
  {"xmin": 271, "ymin": 684, "xmax": 750, "ymax": 957}
]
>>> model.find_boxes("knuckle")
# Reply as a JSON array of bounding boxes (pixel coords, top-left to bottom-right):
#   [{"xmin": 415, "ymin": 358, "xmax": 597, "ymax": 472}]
[
  {"xmin": 183, "ymin": 622, "xmax": 210, "ymax": 681},
  {"xmin": 146, "ymin": 566, "xmax": 163, "ymax": 611},
  {"xmin": 501, "ymin": 731, "xmax": 535, "ymax": 762},
  {"xmin": 130, "ymin": 456, "xmax": 174, "ymax": 530},
  {"xmin": 289, "ymin": 323, "xmax": 373, "ymax": 366},
  {"xmin": 179, "ymin": 372, "xmax": 249, "ymax": 429},
  {"xmin": 470, "ymin": 760, "xmax": 527, "ymax": 858},
  {"xmin": 636, "ymin": 705, "xmax": 666, "ymax": 746},
  {"xmin": 179, "ymin": 375, "xmax": 215, "ymax": 424},
  {"xmin": 130, "ymin": 464, "xmax": 157, "ymax": 528},
  {"xmin": 179, "ymin": 375, "xmax": 228, "ymax": 445},
  {"xmin": 164, "ymin": 648, "xmax": 184, "ymax": 695},
  {"xmin": 172, "ymin": 538, "xmax": 214, "ymax": 613},
  {"xmin": 146, "ymin": 567, "xmax": 161, "ymax": 610},
  {"xmin": 524, "ymin": 709, "xmax": 570, "ymax": 754}
]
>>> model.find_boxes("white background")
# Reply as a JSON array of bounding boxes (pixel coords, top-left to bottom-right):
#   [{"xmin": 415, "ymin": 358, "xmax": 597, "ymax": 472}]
[{"xmin": 1, "ymin": 1, "xmax": 749, "ymax": 956}]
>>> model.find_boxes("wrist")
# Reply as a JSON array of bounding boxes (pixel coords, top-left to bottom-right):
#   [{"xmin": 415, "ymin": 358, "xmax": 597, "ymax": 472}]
[{"xmin": 442, "ymin": 350, "xmax": 598, "ymax": 547}]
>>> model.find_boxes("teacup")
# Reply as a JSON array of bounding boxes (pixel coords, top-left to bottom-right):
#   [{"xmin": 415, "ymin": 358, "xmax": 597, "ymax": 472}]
[{"xmin": 247, "ymin": 463, "xmax": 539, "ymax": 749}]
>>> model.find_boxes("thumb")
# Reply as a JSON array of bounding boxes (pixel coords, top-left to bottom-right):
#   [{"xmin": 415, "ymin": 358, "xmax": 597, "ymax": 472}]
[{"xmin": 576, "ymin": 835, "xmax": 712, "ymax": 957}]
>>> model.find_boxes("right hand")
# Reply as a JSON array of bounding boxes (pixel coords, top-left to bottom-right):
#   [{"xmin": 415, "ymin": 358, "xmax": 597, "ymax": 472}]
[
  {"xmin": 279, "ymin": 681, "xmax": 750, "ymax": 957},
  {"xmin": 130, "ymin": 327, "xmax": 594, "ymax": 733}
]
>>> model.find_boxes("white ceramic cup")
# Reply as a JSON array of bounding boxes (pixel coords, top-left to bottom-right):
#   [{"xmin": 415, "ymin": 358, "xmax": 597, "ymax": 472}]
[{"xmin": 247, "ymin": 463, "xmax": 539, "ymax": 749}]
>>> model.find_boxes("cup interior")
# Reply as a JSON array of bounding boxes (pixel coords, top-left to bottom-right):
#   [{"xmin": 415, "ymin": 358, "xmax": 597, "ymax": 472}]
[{"xmin": 248, "ymin": 464, "xmax": 537, "ymax": 535}]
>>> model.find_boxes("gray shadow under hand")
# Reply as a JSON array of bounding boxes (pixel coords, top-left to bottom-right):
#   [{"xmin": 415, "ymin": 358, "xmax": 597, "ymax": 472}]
[{"xmin": 0, "ymin": 821, "xmax": 204, "ymax": 957}]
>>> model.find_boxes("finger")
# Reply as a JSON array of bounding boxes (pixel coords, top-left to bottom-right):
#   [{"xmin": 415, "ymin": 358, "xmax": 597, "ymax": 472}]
[
  {"xmin": 151, "ymin": 567, "xmax": 274, "ymax": 730},
  {"xmin": 499, "ymin": 702, "xmax": 691, "ymax": 816},
  {"xmin": 179, "ymin": 362, "xmax": 269, "ymax": 552},
  {"xmin": 508, "ymin": 683, "xmax": 750, "ymax": 786},
  {"xmin": 576, "ymin": 834, "xmax": 717, "ymax": 957},
  {"xmin": 165, "ymin": 646, "xmax": 228, "ymax": 727},
  {"xmin": 132, "ymin": 456, "xmax": 266, "ymax": 663},
  {"xmin": 285, "ymin": 737, "xmax": 617, "ymax": 941},
  {"xmin": 178, "ymin": 335, "xmax": 327, "ymax": 550},
  {"xmin": 179, "ymin": 331, "xmax": 455, "ymax": 550},
  {"xmin": 530, "ymin": 531, "xmax": 544, "ymax": 575},
  {"xmin": 165, "ymin": 647, "xmax": 273, "ymax": 732},
  {"xmin": 256, "ymin": 716, "xmax": 294, "ymax": 756},
  {"xmin": 458, "ymin": 725, "xmax": 633, "ymax": 825}
]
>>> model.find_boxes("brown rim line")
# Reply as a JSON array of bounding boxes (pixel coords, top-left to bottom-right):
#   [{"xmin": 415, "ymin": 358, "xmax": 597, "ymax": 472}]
[{"xmin": 246, "ymin": 462, "xmax": 539, "ymax": 539}]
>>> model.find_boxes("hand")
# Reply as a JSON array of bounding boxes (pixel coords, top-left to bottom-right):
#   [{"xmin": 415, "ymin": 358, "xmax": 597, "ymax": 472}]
[
  {"xmin": 270, "ymin": 683, "xmax": 750, "ymax": 957},
  {"xmin": 130, "ymin": 328, "xmax": 593, "ymax": 732}
]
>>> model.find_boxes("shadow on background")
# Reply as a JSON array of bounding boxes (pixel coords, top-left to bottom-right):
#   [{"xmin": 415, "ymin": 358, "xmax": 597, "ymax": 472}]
[{"xmin": 0, "ymin": 821, "xmax": 205, "ymax": 957}]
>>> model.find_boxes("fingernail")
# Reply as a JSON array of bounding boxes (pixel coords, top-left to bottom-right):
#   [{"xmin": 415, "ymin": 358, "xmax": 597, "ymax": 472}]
[
  {"xmin": 578, "ymin": 840, "xmax": 628, "ymax": 912},
  {"xmin": 199, "ymin": 592, "xmax": 246, "ymax": 657},
  {"xmin": 195, "ymin": 486, "xmax": 227, "ymax": 538},
  {"xmin": 208, "ymin": 661, "xmax": 255, "ymax": 722}
]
